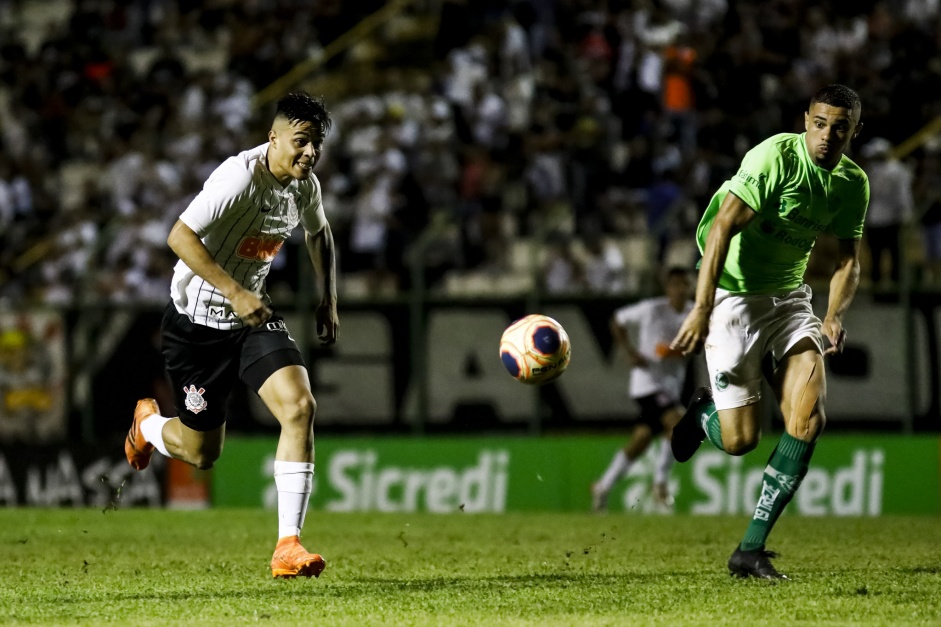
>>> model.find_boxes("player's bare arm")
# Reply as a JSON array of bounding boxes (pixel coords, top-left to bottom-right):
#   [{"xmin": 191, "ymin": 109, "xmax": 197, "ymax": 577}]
[
  {"xmin": 609, "ymin": 316, "xmax": 647, "ymax": 367},
  {"xmin": 167, "ymin": 219, "xmax": 272, "ymax": 326},
  {"xmin": 822, "ymin": 238, "xmax": 861, "ymax": 355},
  {"xmin": 305, "ymin": 222, "xmax": 338, "ymax": 345},
  {"xmin": 672, "ymin": 192, "xmax": 756, "ymax": 355}
]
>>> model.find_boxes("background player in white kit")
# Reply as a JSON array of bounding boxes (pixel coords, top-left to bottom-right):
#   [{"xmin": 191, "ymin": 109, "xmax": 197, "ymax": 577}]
[
  {"xmin": 124, "ymin": 92, "xmax": 338, "ymax": 579},
  {"xmin": 591, "ymin": 267, "xmax": 694, "ymax": 512}
]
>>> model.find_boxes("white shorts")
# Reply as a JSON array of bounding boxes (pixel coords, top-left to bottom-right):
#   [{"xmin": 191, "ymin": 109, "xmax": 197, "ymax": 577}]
[{"xmin": 705, "ymin": 284, "xmax": 823, "ymax": 410}]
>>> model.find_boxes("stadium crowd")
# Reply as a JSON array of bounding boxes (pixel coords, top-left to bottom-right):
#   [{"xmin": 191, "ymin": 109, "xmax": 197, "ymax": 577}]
[{"xmin": 1, "ymin": 0, "xmax": 940, "ymax": 306}]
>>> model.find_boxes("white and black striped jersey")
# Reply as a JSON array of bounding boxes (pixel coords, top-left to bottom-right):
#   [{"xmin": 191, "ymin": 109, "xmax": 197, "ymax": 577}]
[{"xmin": 170, "ymin": 143, "xmax": 327, "ymax": 330}]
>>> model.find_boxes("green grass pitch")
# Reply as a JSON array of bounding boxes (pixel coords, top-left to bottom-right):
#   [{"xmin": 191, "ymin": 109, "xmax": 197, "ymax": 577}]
[{"xmin": 1, "ymin": 509, "xmax": 939, "ymax": 625}]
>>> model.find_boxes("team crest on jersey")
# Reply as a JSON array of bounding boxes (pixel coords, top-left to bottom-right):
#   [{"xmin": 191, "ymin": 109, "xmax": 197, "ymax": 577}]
[{"xmin": 183, "ymin": 385, "xmax": 208, "ymax": 414}]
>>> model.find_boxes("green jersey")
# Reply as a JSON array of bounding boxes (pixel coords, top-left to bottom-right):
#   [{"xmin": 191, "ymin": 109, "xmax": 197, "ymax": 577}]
[{"xmin": 697, "ymin": 133, "xmax": 870, "ymax": 293}]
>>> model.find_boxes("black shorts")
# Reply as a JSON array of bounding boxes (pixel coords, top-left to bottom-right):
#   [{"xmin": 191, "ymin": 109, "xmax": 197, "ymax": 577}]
[
  {"xmin": 634, "ymin": 393, "xmax": 676, "ymax": 436},
  {"xmin": 161, "ymin": 302, "xmax": 306, "ymax": 431}
]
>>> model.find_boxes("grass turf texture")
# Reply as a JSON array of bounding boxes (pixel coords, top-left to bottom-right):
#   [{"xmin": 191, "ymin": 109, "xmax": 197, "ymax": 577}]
[{"xmin": 0, "ymin": 510, "xmax": 939, "ymax": 626}]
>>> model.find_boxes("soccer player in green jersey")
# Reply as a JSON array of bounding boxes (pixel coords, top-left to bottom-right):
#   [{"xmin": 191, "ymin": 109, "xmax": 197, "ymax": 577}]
[{"xmin": 669, "ymin": 84, "xmax": 870, "ymax": 579}]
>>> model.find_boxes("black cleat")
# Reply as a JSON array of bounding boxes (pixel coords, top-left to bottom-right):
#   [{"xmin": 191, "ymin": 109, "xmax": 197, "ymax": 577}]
[
  {"xmin": 671, "ymin": 386, "xmax": 711, "ymax": 462},
  {"xmin": 728, "ymin": 547, "xmax": 789, "ymax": 580}
]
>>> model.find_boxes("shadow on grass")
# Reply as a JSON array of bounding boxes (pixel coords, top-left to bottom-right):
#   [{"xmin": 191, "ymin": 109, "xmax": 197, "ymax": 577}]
[
  {"xmin": 46, "ymin": 571, "xmax": 725, "ymax": 604},
  {"xmin": 347, "ymin": 571, "xmax": 723, "ymax": 593}
]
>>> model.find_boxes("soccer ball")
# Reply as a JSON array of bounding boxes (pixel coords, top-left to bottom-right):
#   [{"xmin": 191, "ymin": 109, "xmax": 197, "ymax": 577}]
[{"xmin": 499, "ymin": 314, "xmax": 571, "ymax": 385}]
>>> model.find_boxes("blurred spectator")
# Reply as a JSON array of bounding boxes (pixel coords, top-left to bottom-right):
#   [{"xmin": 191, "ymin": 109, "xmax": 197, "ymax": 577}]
[
  {"xmin": 915, "ymin": 141, "xmax": 941, "ymax": 285},
  {"xmin": 646, "ymin": 169, "xmax": 686, "ymax": 263},
  {"xmin": 347, "ymin": 170, "xmax": 398, "ymax": 293},
  {"xmin": 1, "ymin": 0, "xmax": 941, "ymax": 304},
  {"xmin": 583, "ymin": 231, "xmax": 625, "ymax": 293},
  {"xmin": 662, "ymin": 31, "xmax": 698, "ymax": 157},
  {"xmin": 862, "ymin": 137, "xmax": 914, "ymax": 287},
  {"xmin": 542, "ymin": 236, "xmax": 585, "ymax": 294},
  {"xmin": 0, "ymin": 324, "xmax": 57, "ymax": 442}
]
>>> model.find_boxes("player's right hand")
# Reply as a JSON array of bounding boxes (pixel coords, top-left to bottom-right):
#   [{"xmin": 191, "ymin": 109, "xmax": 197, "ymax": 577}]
[
  {"xmin": 231, "ymin": 289, "xmax": 272, "ymax": 327},
  {"xmin": 670, "ymin": 305, "xmax": 711, "ymax": 356}
]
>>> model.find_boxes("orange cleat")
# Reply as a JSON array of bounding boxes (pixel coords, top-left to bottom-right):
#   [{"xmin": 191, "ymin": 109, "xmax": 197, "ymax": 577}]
[
  {"xmin": 271, "ymin": 536, "xmax": 326, "ymax": 579},
  {"xmin": 125, "ymin": 398, "xmax": 159, "ymax": 471}
]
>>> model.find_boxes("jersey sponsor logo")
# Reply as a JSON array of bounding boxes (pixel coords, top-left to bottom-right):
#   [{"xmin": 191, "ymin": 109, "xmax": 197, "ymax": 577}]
[
  {"xmin": 266, "ymin": 319, "xmax": 295, "ymax": 341},
  {"xmin": 758, "ymin": 213, "xmax": 815, "ymax": 251},
  {"xmin": 772, "ymin": 229, "xmax": 813, "ymax": 251},
  {"xmin": 236, "ymin": 235, "xmax": 284, "ymax": 262},
  {"xmin": 208, "ymin": 306, "xmax": 241, "ymax": 321},
  {"xmin": 780, "ymin": 203, "xmax": 828, "ymax": 232},
  {"xmin": 736, "ymin": 169, "xmax": 765, "ymax": 188},
  {"xmin": 183, "ymin": 385, "xmax": 208, "ymax": 414}
]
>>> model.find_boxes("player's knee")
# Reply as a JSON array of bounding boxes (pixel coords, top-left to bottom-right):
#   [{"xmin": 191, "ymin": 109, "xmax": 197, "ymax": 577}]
[
  {"xmin": 192, "ymin": 449, "xmax": 221, "ymax": 470},
  {"xmin": 633, "ymin": 423, "xmax": 653, "ymax": 441},
  {"xmin": 724, "ymin": 433, "xmax": 759, "ymax": 456},
  {"xmin": 280, "ymin": 394, "xmax": 316, "ymax": 431}
]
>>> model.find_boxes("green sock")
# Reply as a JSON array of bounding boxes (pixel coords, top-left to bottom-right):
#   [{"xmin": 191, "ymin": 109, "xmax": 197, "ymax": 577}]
[
  {"xmin": 740, "ymin": 433, "xmax": 815, "ymax": 551},
  {"xmin": 697, "ymin": 398, "xmax": 724, "ymax": 451}
]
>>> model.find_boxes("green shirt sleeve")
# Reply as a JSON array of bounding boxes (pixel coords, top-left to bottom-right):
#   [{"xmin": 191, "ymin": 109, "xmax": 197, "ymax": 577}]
[
  {"xmin": 726, "ymin": 138, "xmax": 790, "ymax": 214},
  {"xmin": 829, "ymin": 172, "xmax": 870, "ymax": 240}
]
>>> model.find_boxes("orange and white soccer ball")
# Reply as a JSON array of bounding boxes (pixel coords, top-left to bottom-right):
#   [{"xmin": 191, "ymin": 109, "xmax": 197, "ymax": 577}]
[{"xmin": 499, "ymin": 314, "xmax": 571, "ymax": 385}]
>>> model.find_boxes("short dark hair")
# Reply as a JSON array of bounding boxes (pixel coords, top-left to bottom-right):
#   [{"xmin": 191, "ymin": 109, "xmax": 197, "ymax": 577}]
[
  {"xmin": 810, "ymin": 84, "xmax": 861, "ymax": 113},
  {"xmin": 275, "ymin": 92, "xmax": 332, "ymax": 134}
]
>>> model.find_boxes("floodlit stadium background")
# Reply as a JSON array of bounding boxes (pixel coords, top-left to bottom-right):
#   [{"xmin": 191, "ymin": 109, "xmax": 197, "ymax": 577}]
[{"xmin": 0, "ymin": 0, "xmax": 939, "ymax": 512}]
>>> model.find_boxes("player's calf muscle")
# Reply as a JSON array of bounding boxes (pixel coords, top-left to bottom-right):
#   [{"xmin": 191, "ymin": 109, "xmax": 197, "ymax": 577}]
[
  {"xmin": 787, "ymin": 407, "xmax": 825, "ymax": 442},
  {"xmin": 782, "ymin": 357, "xmax": 827, "ymax": 442}
]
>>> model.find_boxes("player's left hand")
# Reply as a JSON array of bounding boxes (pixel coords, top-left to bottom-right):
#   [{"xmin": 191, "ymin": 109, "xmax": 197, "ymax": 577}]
[
  {"xmin": 671, "ymin": 305, "xmax": 711, "ymax": 356},
  {"xmin": 821, "ymin": 316, "xmax": 846, "ymax": 355},
  {"xmin": 315, "ymin": 301, "xmax": 339, "ymax": 345}
]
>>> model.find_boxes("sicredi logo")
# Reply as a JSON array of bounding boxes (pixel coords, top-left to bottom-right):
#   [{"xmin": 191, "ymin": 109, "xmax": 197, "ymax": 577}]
[
  {"xmin": 690, "ymin": 449, "xmax": 884, "ymax": 516},
  {"xmin": 305, "ymin": 449, "xmax": 510, "ymax": 513}
]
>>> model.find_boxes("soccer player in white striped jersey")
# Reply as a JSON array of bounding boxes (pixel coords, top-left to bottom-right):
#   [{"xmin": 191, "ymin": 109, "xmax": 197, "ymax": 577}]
[
  {"xmin": 124, "ymin": 92, "xmax": 338, "ymax": 579},
  {"xmin": 591, "ymin": 268, "xmax": 694, "ymax": 513}
]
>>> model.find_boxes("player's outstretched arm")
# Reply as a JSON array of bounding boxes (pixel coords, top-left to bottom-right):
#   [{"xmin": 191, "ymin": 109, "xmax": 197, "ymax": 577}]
[
  {"xmin": 610, "ymin": 315, "xmax": 647, "ymax": 367},
  {"xmin": 822, "ymin": 238, "xmax": 861, "ymax": 355},
  {"xmin": 305, "ymin": 222, "xmax": 339, "ymax": 345},
  {"xmin": 167, "ymin": 219, "xmax": 272, "ymax": 326},
  {"xmin": 671, "ymin": 192, "xmax": 756, "ymax": 355}
]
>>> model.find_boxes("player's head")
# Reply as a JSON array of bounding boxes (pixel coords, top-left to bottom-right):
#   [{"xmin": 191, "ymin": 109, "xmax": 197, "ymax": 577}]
[
  {"xmin": 804, "ymin": 84, "xmax": 863, "ymax": 169},
  {"xmin": 267, "ymin": 92, "xmax": 332, "ymax": 182},
  {"xmin": 664, "ymin": 266, "xmax": 692, "ymax": 307}
]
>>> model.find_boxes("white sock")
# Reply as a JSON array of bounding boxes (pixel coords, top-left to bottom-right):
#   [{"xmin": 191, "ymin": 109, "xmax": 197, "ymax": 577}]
[
  {"xmin": 274, "ymin": 461, "xmax": 314, "ymax": 539},
  {"xmin": 654, "ymin": 438, "xmax": 674, "ymax": 486},
  {"xmin": 597, "ymin": 450, "xmax": 631, "ymax": 493},
  {"xmin": 139, "ymin": 415, "xmax": 171, "ymax": 457}
]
